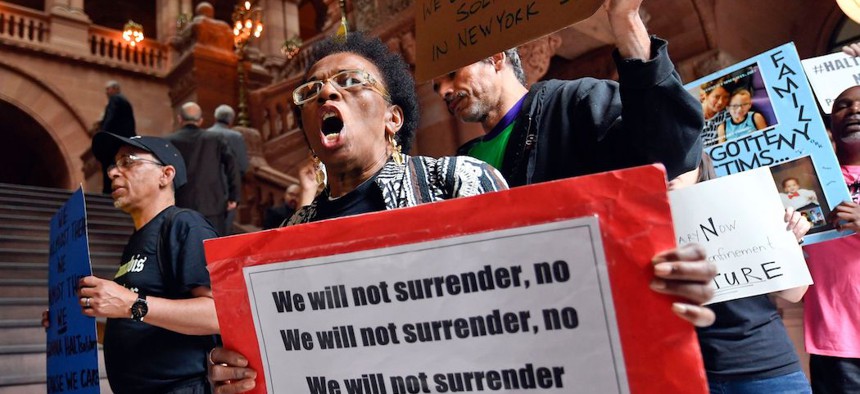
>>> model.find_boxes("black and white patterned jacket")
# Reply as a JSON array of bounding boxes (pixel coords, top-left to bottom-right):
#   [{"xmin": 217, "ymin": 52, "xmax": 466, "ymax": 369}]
[{"xmin": 286, "ymin": 155, "xmax": 508, "ymax": 225}]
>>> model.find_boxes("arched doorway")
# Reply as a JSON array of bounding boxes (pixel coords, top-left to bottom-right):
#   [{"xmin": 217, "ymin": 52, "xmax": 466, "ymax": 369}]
[
  {"xmin": 0, "ymin": 62, "xmax": 91, "ymax": 190},
  {"xmin": 0, "ymin": 100, "xmax": 70, "ymax": 188}
]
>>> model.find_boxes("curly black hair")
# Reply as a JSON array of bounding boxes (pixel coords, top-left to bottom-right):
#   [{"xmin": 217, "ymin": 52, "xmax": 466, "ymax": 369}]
[{"xmin": 299, "ymin": 32, "xmax": 418, "ymax": 154}]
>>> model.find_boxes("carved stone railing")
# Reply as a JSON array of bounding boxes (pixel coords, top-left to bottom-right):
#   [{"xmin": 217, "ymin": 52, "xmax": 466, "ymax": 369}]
[
  {"xmin": 234, "ymin": 126, "xmax": 299, "ymax": 229},
  {"xmin": 0, "ymin": 3, "xmax": 49, "ymax": 44},
  {"xmin": 249, "ymin": 74, "xmax": 302, "ymax": 144},
  {"xmin": 88, "ymin": 25, "xmax": 167, "ymax": 73},
  {"xmin": 0, "ymin": 4, "xmax": 168, "ymax": 76},
  {"xmin": 277, "ymin": 32, "xmax": 329, "ymax": 81}
]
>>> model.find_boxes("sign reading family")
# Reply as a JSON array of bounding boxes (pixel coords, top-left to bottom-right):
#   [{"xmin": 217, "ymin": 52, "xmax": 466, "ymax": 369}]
[
  {"xmin": 670, "ymin": 168, "xmax": 812, "ymax": 304},
  {"xmin": 414, "ymin": 0, "xmax": 603, "ymax": 81},
  {"xmin": 46, "ymin": 187, "xmax": 99, "ymax": 394},
  {"xmin": 684, "ymin": 43, "xmax": 852, "ymax": 244},
  {"xmin": 205, "ymin": 165, "xmax": 708, "ymax": 394}
]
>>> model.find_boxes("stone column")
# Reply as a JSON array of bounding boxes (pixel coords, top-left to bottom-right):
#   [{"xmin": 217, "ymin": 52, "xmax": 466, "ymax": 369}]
[
  {"xmin": 157, "ymin": 0, "xmax": 181, "ymax": 41},
  {"xmin": 48, "ymin": 0, "xmax": 92, "ymax": 53},
  {"xmin": 68, "ymin": 0, "xmax": 85, "ymax": 14},
  {"xmin": 284, "ymin": 1, "xmax": 300, "ymax": 39},
  {"xmin": 181, "ymin": 0, "xmax": 193, "ymax": 18},
  {"xmin": 261, "ymin": 0, "xmax": 287, "ymax": 56}
]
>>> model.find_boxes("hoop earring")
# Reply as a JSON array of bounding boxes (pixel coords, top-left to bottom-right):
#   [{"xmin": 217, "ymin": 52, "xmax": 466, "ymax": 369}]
[
  {"xmin": 312, "ymin": 155, "xmax": 326, "ymax": 186},
  {"xmin": 389, "ymin": 134, "xmax": 404, "ymax": 165}
]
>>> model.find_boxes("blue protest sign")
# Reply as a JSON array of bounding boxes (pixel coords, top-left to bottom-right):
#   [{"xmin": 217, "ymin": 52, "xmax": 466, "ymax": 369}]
[
  {"xmin": 685, "ymin": 43, "xmax": 853, "ymax": 244},
  {"xmin": 46, "ymin": 187, "xmax": 99, "ymax": 393}
]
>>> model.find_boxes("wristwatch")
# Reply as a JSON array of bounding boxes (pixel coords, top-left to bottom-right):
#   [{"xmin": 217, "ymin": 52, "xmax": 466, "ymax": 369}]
[{"xmin": 130, "ymin": 294, "xmax": 148, "ymax": 322}]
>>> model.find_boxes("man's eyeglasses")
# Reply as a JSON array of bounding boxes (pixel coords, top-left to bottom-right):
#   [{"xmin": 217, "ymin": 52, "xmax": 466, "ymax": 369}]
[
  {"xmin": 727, "ymin": 103, "xmax": 752, "ymax": 110},
  {"xmin": 108, "ymin": 154, "xmax": 164, "ymax": 172},
  {"xmin": 293, "ymin": 69, "xmax": 391, "ymax": 106}
]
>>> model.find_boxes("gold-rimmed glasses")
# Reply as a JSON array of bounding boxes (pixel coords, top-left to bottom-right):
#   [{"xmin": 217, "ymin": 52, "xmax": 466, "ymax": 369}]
[{"xmin": 293, "ymin": 69, "xmax": 391, "ymax": 106}]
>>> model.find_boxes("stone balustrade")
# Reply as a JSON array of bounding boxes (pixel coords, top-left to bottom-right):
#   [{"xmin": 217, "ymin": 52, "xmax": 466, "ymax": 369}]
[
  {"xmin": 0, "ymin": 3, "xmax": 49, "ymax": 44},
  {"xmin": 88, "ymin": 25, "xmax": 167, "ymax": 73},
  {"xmin": 0, "ymin": 3, "xmax": 168, "ymax": 76}
]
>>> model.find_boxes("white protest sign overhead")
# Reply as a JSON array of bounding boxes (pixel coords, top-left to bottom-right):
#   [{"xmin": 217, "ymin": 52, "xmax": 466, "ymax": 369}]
[
  {"xmin": 244, "ymin": 217, "xmax": 630, "ymax": 393},
  {"xmin": 801, "ymin": 51, "xmax": 860, "ymax": 114},
  {"xmin": 670, "ymin": 167, "xmax": 812, "ymax": 304}
]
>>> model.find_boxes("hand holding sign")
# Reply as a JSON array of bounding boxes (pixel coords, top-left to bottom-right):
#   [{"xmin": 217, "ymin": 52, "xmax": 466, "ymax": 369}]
[
  {"xmin": 650, "ymin": 244, "xmax": 717, "ymax": 327},
  {"xmin": 785, "ymin": 207, "xmax": 812, "ymax": 242},
  {"xmin": 832, "ymin": 200, "xmax": 860, "ymax": 232},
  {"xmin": 209, "ymin": 348, "xmax": 257, "ymax": 394},
  {"xmin": 604, "ymin": 0, "xmax": 651, "ymax": 60},
  {"xmin": 77, "ymin": 276, "xmax": 137, "ymax": 319}
]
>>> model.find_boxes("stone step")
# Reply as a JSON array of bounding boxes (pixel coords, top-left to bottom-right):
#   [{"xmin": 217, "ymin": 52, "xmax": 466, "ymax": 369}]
[
  {"xmin": 0, "ymin": 248, "xmax": 119, "ymax": 266},
  {"xmin": 0, "ymin": 195, "xmax": 120, "ymax": 214},
  {"xmin": 0, "ymin": 204, "xmax": 129, "ymax": 222},
  {"xmin": 0, "ymin": 224, "xmax": 131, "ymax": 240},
  {"xmin": 0, "ymin": 235, "xmax": 127, "ymax": 253},
  {"xmin": 0, "ymin": 279, "xmax": 48, "ymax": 297},
  {"xmin": 0, "ymin": 319, "xmax": 43, "ymax": 347},
  {"xmin": 0, "ymin": 262, "xmax": 116, "ymax": 280},
  {"xmin": 0, "ymin": 183, "xmax": 113, "ymax": 203},
  {"xmin": 0, "ymin": 349, "xmax": 47, "ymax": 390},
  {"xmin": 0, "ymin": 298, "xmax": 46, "ymax": 320},
  {"xmin": 0, "ymin": 343, "xmax": 109, "ymax": 392},
  {"xmin": 0, "ymin": 214, "xmax": 132, "ymax": 232}
]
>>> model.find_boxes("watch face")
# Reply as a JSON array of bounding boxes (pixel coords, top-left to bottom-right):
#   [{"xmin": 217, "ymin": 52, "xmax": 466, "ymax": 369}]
[{"xmin": 131, "ymin": 299, "xmax": 148, "ymax": 321}]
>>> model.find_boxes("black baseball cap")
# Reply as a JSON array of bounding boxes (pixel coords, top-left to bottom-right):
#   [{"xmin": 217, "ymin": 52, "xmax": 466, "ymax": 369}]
[{"xmin": 92, "ymin": 132, "xmax": 187, "ymax": 189}]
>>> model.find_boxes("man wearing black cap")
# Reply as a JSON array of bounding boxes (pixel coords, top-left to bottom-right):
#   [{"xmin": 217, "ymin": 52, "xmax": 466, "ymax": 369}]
[{"xmin": 80, "ymin": 132, "xmax": 219, "ymax": 393}]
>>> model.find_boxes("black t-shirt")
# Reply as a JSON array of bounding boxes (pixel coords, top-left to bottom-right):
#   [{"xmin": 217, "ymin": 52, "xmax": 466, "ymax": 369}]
[
  {"xmin": 697, "ymin": 295, "xmax": 801, "ymax": 381},
  {"xmin": 104, "ymin": 206, "xmax": 218, "ymax": 394},
  {"xmin": 312, "ymin": 176, "xmax": 386, "ymax": 222}
]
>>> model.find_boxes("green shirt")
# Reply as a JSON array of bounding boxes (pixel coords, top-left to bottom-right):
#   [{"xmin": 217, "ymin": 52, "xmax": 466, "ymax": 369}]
[{"xmin": 467, "ymin": 121, "xmax": 515, "ymax": 170}]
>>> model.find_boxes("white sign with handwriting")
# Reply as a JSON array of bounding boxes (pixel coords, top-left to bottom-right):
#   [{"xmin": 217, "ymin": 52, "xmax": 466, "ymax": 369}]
[
  {"xmin": 669, "ymin": 167, "xmax": 812, "ymax": 304},
  {"xmin": 801, "ymin": 51, "xmax": 860, "ymax": 114}
]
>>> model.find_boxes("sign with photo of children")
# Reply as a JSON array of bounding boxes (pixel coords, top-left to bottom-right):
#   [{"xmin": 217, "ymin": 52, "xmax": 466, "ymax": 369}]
[{"xmin": 684, "ymin": 43, "xmax": 852, "ymax": 243}]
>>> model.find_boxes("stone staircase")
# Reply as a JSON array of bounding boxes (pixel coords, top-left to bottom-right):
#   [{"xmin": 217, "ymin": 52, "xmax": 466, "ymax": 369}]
[{"xmin": 0, "ymin": 183, "xmax": 132, "ymax": 393}]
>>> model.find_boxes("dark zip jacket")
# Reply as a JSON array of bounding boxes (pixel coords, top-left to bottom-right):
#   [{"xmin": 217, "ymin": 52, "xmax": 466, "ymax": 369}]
[{"xmin": 460, "ymin": 37, "xmax": 703, "ymax": 187}]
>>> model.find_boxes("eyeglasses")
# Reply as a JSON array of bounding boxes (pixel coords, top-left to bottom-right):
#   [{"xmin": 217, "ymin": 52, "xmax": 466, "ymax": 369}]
[
  {"xmin": 293, "ymin": 69, "xmax": 391, "ymax": 106},
  {"xmin": 727, "ymin": 103, "xmax": 752, "ymax": 110},
  {"xmin": 108, "ymin": 154, "xmax": 163, "ymax": 172}
]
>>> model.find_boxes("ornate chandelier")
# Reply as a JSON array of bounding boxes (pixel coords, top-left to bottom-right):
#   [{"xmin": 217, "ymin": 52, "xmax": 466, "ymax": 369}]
[
  {"xmin": 232, "ymin": 1, "xmax": 263, "ymax": 50},
  {"xmin": 122, "ymin": 20, "xmax": 144, "ymax": 47}
]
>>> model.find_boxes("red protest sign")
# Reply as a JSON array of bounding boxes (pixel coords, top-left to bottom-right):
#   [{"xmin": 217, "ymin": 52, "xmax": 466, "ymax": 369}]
[{"xmin": 205, "ymin": 165, "xmax": 707, "ymax": 393}]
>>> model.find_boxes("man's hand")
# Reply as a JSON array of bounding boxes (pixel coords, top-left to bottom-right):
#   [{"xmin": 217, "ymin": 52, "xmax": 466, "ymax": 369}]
[
  {"xmin": 843, "ymin": 42, "xmax": 860, "ymax": 57},
  {"xmin": 650, "ymin": 244, "xmax": 716, "ymax": 327},
  {"xmin": 209, "ymin": 347, "xmax": 257, "ymax": 394},
  {"xmin": 604, "ymin": 0, "xmax": 644, "ymax": 16},
  {"xmin": 604, "ymin": 0, "xmax": 649, "ymax": 60},
  {"xmin": 785, "ymin": 206, "xmax": 811, "ymax": 242},
  {"xmin": 77, "ymin": 276, "xmax": 137, "ymax": 319},
  {"xmin": 41, "ymin": 310, "xmax": 50, "ymax": 330},
  {"xmin": 832, "ymin": 200, "xmax": 860, "ymax": 232},
  {"xmin": 227, "ymin": 201, "xmax": 238, "ymax": 211}
]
